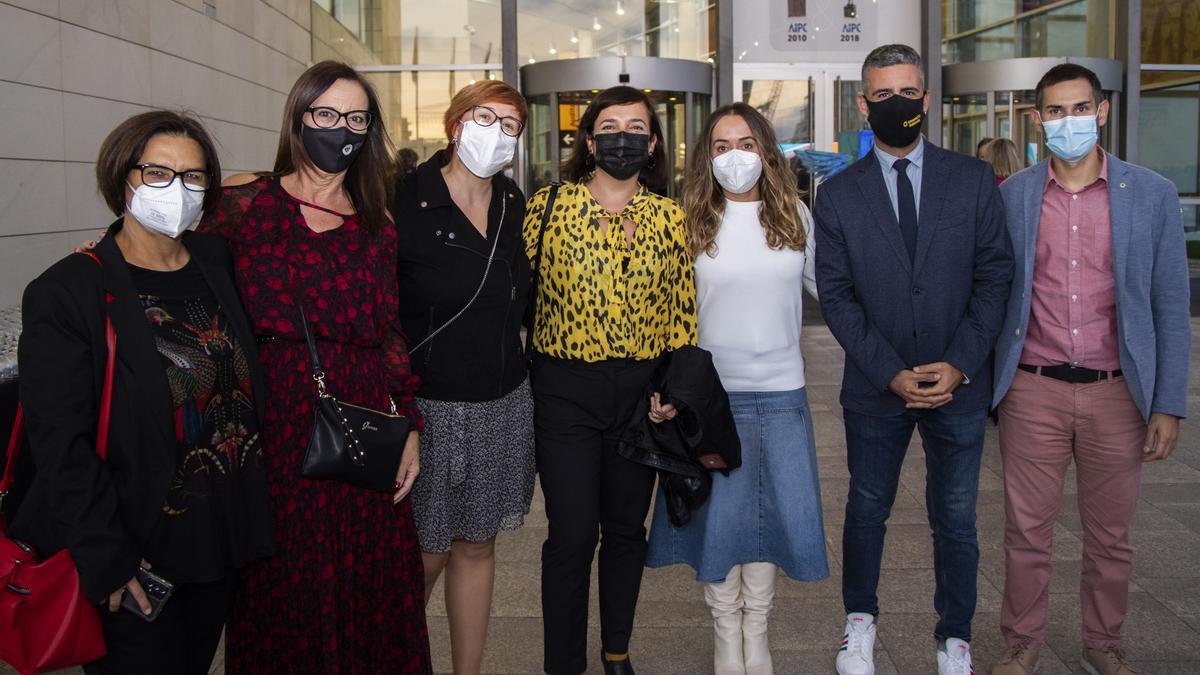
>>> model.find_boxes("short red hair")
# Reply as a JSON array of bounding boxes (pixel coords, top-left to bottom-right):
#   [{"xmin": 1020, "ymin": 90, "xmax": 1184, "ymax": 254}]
[{"xmin": 442, "ymin": 80, "xmax": 528, "ymax": 144}]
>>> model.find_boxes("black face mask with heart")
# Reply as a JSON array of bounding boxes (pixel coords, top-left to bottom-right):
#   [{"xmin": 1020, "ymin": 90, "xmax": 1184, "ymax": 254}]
[
  {"xmin": 301, "ymin": 124, "xmax": 367, "ymax": 174},
  {"xmin": 592, "ymin": 131, "xmax": 651, "ymax": 180},
  {"xmin": 866, "ymin": 94, "xmax": 926, "ymax": 149}
]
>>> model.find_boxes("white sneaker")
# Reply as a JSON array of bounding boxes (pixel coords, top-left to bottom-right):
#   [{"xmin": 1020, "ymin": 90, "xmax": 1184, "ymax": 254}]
[
  {"xmin": 937, "ymin": 637, "xmax": 975, "ymax": 675},
  {"xmin": 835, "ymin": 613, "xmax": 876, "ymax": 675}
]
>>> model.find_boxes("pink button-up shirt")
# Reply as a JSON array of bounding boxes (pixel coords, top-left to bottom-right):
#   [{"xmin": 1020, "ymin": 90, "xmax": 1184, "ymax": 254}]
[{"xmin": 1020, "ymin": 153, "xmax": 1120, "ymax": 370}]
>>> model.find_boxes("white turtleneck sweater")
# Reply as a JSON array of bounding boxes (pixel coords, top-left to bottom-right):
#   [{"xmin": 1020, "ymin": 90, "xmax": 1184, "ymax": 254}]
[{"xmin": 695, "ymin": 199, "xmax": 818, "ymax": 393}]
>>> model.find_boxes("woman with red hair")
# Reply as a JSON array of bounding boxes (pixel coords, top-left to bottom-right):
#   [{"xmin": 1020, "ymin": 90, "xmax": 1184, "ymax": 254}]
[{"xmin": 393, "ymin": 80, "xmax": 534, "ymax": 675}]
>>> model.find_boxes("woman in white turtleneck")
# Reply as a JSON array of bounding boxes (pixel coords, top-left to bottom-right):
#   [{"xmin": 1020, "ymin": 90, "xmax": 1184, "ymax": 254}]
[{"xmin": 646, "ymin": 103, "xmax": 829, "ymax": 675}]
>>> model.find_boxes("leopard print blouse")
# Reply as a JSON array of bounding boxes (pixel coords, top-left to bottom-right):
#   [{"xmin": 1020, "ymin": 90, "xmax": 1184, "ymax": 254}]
[{"xmin": 523, "ymin": 181, "xmax": 698, "ymax": 362}]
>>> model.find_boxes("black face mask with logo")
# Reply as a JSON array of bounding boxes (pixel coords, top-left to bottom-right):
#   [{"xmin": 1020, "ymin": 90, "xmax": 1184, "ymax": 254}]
[
  {"xmin": 592, "ymin": 131, "xmax": 651, "ymax": 180},
  {"xmin": 866, "ymin": 94, "xmax": 926, "ymax": 148},
  {"xmin": 301, "ymin": 125, "xmax": 366, "ymax": 174}
]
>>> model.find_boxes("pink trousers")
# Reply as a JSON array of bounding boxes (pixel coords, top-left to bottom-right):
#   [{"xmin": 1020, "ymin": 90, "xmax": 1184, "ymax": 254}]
[{"xmin": 997, "ymin": 368, "xmax": 1146, "ymax": 649}]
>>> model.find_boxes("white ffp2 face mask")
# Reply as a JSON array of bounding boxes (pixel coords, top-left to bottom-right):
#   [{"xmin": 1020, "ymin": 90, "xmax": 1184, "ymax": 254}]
[
  {"xmin": 456, "ymin": 120, "xmax": 518, "ymax": 178},
  {"xmin": 712, "ymin": 149, "xmax": 763, "ymax": 195},
  {"xmin": 127, "ymin": 179, "xmax": 205, "ymax": 239}
]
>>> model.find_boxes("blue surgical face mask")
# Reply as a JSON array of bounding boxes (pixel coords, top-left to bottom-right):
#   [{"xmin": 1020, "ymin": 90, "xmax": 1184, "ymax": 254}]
[{"xmin": 1041, "ymin": 114, "xmax": 1098, "ymax": 163}]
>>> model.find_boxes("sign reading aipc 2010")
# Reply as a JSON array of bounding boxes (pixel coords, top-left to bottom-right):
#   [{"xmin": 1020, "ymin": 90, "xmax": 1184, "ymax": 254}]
[{"xmin": 771, "ymin": 0, "xmax": 878, "ymax": 53}]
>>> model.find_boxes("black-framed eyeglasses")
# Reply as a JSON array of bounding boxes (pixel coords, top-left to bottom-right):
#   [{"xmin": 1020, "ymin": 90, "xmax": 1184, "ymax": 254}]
[
  {"xmin": 471, "ymin": 105, "xmax": 524, "ymax": 137},
  {"xmin": 132, "ymin": 164, "xmax": 210, "ymax": 192},
  {"xmin": 307, "ymin": 106, "xmax": 373, "ymax": 132}
]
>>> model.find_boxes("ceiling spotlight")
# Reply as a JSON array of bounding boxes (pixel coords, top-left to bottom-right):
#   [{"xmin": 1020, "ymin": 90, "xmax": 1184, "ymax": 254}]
[
  {"xmin": 616, "ymin": 1, "xmax": 625, "ymax": 16},
  {"xmin": 528, "ymin": 55, "xmax": 536, "ymax": 64},
  {"xmin": 571, "ymin": 30, "xmax": 580, "ymax": 44},
  {"xmin": 549, "ymin": 41, "xmax": 558, "ymax": 55},
  {"xmin": 593, "ymin": 16, "xmax": 602, "ymax": 30}
]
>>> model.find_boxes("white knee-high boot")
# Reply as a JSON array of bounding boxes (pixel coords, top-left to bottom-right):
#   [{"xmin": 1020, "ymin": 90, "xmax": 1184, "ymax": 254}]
[
  {"xmin": 741, "ymin": 562, "xmax": 776, "ymax": 675},
  {"xmin": 703, "ymin": 565, "xmax": 746, "ymax": 675}
]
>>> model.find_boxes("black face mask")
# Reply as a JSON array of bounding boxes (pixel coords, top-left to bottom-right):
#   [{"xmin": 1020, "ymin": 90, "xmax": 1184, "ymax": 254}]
[
  {"xmin": 301, "ymin": 124, "xmax": 366, "ymax": 174},
  {"xmin": 866, "ymin": 94, "xmax": 926, "ymax": 148},
  {"xmin": 592, "ymin": 132, "xmax": 651, "ymax": 180}
]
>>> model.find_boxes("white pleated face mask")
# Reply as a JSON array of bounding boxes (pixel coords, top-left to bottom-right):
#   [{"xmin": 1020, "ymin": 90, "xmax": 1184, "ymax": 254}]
[
  {"xmin": 711, "ymin": 149, "xmax": 763, "ymax": 195},
  {"xmin": 127, "ymin": 179, "xmax": 205, "ymax": 238},
  {"xmin": 456, "ymin": 120, "xmax": 518, "ymax": 178}
]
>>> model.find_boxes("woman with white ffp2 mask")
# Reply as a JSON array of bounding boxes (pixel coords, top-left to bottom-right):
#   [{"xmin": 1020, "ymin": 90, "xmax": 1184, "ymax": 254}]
[
  {"xmin": 647, "ymin": 103, "xmax": 828, "ymax": 675},
  {"xmin": 391, "ymin": 80, "xmax": 536, "ymax": 675},
  {"xmin": 13, "ymin": 111, "xmax": 274, "ymax": 674}
]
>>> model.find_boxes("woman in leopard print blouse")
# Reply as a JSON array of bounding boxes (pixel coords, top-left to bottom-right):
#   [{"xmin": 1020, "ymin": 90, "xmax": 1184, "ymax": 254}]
[{"xmin": 522, "ymin": 86, "xmax": 697, "ymax": 675}]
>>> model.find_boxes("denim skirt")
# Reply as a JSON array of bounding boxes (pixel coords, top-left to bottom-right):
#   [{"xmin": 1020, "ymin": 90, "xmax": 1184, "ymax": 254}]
[{"xmin": 645, "ymin": 387, "xmax": 830, "ymax": 583}]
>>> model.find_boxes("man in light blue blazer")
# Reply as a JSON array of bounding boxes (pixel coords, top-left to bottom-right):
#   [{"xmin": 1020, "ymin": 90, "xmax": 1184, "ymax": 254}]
[{"xmin": 990, "ymin": 64, "xmax": 1190, "ymax": 675}]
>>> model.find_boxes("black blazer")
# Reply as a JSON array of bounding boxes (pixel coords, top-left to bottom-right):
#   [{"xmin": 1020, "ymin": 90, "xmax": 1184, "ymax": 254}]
[
  {"xmin": 813, "ymin": 141, "xmax": 1014, "ymax": 416},
  {"xmin": 8, "ymin": 223, "xmax": 267, "ymax": 602},
  {"xmin": 394, "ymin": 154, "xmax": 530, "ymax": 402},
  {"xmin": 618, "ymin": 346, "xmax": 741, "ymax": 527}
]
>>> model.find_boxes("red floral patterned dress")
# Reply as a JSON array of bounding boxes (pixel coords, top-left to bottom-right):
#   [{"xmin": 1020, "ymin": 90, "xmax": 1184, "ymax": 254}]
[{"xmin": 200, "ymin": 176, "xmax": 431, "ymax": 674}]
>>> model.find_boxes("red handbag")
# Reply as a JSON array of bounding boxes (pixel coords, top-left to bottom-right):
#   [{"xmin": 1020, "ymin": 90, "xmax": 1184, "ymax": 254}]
[{"xmin": 0, "ymin": 251, "xmax": 114, "ymax": 674}]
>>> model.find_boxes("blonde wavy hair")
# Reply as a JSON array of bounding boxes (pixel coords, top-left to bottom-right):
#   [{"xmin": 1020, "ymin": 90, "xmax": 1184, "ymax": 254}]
[{"xmin": 683, "ymin": 102, "xmax": 806, "ymax": 257}]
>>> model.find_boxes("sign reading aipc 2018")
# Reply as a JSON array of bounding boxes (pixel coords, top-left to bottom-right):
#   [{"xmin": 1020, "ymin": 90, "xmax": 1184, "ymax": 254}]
[{"xmin": 770, "ymin": 0, "xmax": 878, "ymax": 53}]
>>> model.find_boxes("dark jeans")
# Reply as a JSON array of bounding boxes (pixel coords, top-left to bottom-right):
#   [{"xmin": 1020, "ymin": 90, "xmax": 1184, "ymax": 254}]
[
  {"xmin": 841, "ymin": 407, "xmax": 986, "ymax": 641},
  {"xmin": 84, "ymin": 575, "xmax": 235, "ymax": 675},
  {"xmin": 532, "ymin": 355, "xmax": 660, "ymax": 675}
]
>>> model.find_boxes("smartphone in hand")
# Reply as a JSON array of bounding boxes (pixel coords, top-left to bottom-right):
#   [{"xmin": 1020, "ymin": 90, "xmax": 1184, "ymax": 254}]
[{"xmin": 121, "ymin": 567, "xmax": 174, "ymax": 622}]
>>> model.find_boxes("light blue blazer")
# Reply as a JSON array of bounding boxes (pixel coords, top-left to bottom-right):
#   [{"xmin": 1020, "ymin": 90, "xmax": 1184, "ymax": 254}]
[{"xmin": 991, "ymin": 152, "xmax": 1190, "ymax": 421}]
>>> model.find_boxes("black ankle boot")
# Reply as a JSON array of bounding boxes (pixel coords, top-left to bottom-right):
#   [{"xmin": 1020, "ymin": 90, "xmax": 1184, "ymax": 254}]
[{"xmin": 600, "ymin": 651, "xmax": 636, "ymax": 675}]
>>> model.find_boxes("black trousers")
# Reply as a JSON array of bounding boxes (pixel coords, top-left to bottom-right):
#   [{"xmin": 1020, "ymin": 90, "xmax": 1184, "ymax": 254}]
[
  {"xmin": 532, "ymin": 355, "xmax": 660, "ymax": 675},
  {"xmin": 84, "ymin": 575, "xmax": 235, "ymax": 675}
]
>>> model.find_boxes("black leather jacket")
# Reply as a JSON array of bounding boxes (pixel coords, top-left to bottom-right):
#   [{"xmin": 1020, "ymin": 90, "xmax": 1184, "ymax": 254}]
[
  {"xmin": 394, "ymin": 154, "xmax": 530, "ymax": 402},
  {"xmin": 618, "ymin": 346, "xmax": 741, "ymax": 526}
]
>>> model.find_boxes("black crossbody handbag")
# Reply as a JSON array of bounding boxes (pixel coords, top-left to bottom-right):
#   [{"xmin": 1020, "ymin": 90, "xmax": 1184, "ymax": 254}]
[{"xmin": 298, "ymin": 306, "xmax": 411, "ymax": 492}]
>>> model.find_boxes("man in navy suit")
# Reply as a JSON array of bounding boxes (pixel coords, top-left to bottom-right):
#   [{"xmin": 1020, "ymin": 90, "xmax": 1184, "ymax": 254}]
[{"xmin": 814, "ymin": 44, "xmax": 1013, "ymax": 675}]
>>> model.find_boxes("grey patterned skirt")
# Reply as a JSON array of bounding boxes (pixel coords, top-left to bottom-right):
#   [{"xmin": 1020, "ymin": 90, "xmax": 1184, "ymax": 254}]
[{"xmin": 411, "ymin": 378, "xmax": 536, "ymax": 553}]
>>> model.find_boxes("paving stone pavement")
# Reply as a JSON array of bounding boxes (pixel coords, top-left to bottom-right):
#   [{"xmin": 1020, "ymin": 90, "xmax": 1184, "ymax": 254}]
[
  {"xmin": 422, "ymin": 321, "xmax": 1200, "ymax": 675},
  {"xmin": 15, "ymin": 321, "xmax": 1200, "ymax": 675}
]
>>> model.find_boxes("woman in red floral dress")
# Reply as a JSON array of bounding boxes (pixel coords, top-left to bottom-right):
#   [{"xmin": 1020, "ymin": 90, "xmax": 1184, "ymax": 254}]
[{"xmin": 200, "ymin": 61, "xmax": 431, "ymax": 673}]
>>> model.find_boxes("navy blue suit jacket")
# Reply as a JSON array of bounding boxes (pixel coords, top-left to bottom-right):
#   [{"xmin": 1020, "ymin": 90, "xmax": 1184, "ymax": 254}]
[{"xmin": 813, "ymin": 141, "xmax": 1014, "ymax": 416}]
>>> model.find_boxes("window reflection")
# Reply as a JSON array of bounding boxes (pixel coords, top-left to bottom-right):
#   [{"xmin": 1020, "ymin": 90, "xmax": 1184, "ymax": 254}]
[
  {"xmin": 742, "ymin": 79, "xmax": 812, "ymax": 146},
  {"xmin": 942, "ymin": 0, "xmax": 1111, "ymax": 64},
  {"xmin": 314, "ymin": 0, "xmax": 504, "ymax": 66},
  {"xmin": 361, "ymin": 71, "xmax": 492, "ymax": 162},
  {"xmin": 1139, "ymin": 80, "xmax": 1200, "ymax": 200},
  {"xmin": 517, "ymin": 0, "xmax": 716, "ymax": 63}
]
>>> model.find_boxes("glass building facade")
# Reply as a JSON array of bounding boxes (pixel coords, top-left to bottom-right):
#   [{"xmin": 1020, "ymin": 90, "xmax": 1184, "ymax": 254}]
[
  {"xmin": 1140, "ymin": 0, "xmax": 1200, "ymax": 237},
  {"xmin": 312, "ymin": 0, "xmax": 1194, "ymax": 234},
  {"xmin": 940, "ymin": 0, "xmax": 1117, "ymax": 161},
  {"xmin": 311, "ymin": 0, "xmax": 717, "ymax": 174},
  {"xmin": 940, "ymin": 0, "xmax": 1200, "ymax": 246}
]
